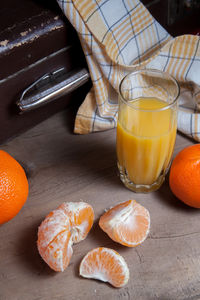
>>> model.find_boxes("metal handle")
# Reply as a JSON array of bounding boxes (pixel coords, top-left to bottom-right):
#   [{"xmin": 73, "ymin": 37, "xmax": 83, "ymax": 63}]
[{"xmin": 17, "ymin": 67, "xmax": 90, "ymax": 112}]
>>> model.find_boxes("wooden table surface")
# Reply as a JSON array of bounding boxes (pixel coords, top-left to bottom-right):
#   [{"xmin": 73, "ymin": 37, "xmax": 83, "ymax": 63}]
[{"xmin": 0, "ymin": 106, "xmax": 199, "ymax": 300}]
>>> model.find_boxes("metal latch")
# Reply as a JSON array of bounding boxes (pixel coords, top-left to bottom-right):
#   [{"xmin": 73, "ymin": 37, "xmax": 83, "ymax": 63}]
[{"xmin": 16, "ymin": 67, "xmax": 90, "ymax": 112}]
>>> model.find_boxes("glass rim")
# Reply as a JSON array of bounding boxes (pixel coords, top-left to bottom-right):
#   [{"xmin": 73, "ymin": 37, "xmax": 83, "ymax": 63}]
[{"xmin": 119, "ymin": 68, "xmax": 180, "ymax": 112}]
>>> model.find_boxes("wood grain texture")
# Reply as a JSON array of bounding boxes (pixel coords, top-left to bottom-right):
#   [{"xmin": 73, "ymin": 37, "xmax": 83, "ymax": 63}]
[{"xmin": 0, "ymin": 106, "xmax": 200, "ymax": 300}]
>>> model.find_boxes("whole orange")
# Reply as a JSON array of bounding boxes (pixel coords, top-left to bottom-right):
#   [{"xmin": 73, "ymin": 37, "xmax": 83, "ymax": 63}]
[
  {"xmin": 0, "ymin": 150, "xmax": 29, "ymax": 224},
  {"xmin": 169, "ymin": 144, "xmax": 200, "ymax": 208}
]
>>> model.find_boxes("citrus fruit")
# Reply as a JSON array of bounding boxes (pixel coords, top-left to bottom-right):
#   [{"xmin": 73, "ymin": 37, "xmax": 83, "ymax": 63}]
[
  {"xmin": 79, "ymin": 247, "xmax": 129, "ymax": 288},
  {"xmin": 37, "ymin": 202, "xmax": 94, "ymax": 271},
  {"xmin": 169, "ymin": 144, "xmax": 200, "ymax": 208},
  {"xmin": 99, "ymin": 200, "xmax": 150, "ymax": 247},
  {"xmin": 0, "ymin": 150, "xmax": 29, "ymax": 225}
]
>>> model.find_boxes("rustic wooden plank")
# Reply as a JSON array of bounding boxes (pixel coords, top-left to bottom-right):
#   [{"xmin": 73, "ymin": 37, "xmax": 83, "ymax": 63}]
[{"xmin": 0, "ymin": 107, "xmax": 200, "ymax": 300}]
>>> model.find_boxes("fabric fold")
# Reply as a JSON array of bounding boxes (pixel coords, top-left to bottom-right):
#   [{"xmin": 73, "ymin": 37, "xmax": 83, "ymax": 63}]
[{"xmin": 57, "ymin": 0, "xmax": 200, "ymax": 141}]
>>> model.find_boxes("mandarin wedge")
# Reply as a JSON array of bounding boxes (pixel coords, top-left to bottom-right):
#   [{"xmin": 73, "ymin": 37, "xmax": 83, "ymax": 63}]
[
  {"xmin": 79, "ymin": 247, "xmax": 129, "ymax": 288},
  {"xmin": 99, "ymin": 200, "xmax": 150, "ymax": 247},
  {"xmin": 37, "ymin": 202, "xmax": 94, "ymax": 271},
  {"xmin": 59, "ymin": 202, "xmax": 94, "ymax": 243}
]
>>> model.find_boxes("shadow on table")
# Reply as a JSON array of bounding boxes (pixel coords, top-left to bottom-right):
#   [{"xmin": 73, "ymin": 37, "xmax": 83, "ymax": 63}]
[{"xmin": 157, "ymin": 175, "xmax": 200, "ymax": 214}]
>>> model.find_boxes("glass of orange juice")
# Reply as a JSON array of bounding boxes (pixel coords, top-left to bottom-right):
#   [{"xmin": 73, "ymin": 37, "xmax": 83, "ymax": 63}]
[{"xmin": 117, "ymin": 69, "xmax": 180, "ymax": 193}]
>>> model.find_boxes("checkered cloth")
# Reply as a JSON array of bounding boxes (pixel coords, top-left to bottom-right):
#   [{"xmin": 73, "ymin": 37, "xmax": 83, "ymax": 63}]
[{"xmin": 57, "ymin": 0, "xmax": 200, "ymax": 141}]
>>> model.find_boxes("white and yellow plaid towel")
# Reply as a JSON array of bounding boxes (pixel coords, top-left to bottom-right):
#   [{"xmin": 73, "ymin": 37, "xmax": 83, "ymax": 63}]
[{"xmin": 57, "ymin": 0, "xmax": 200, "ymax": 141}]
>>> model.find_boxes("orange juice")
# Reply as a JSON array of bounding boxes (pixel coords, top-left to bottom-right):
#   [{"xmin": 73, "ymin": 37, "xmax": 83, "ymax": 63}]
[{"xmin": 117, "ymin": 97, "xmax": 177, "ymax": 186}]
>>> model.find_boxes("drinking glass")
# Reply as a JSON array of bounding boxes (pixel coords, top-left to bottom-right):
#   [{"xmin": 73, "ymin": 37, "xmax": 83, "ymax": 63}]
[{"xmin": 117, "ymin": 69, "xmax": 179, "ymax": 193}]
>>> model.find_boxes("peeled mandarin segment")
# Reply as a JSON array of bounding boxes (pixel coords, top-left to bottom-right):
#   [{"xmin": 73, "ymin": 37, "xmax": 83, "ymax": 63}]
[
  {"xmin": 59, "ymin": 202, "xmax": 94, "ymax": 243},
  {"xmin": 99, "ymin": 200, "xmax": 150, "ymax": 247},
  {"xmin": 79, "ymin": 247, "xmax": 129, "ymax": 288},
  {"xmin": 37, "ymin": 209, "xmax": 72, "ymax": 272},
  {"xmin": 41, "ymin": 230, "xmax": 73, "ymax": 272},
  {"xmin": 37, "ymin": 209, "xmax": 71, "ymax": 252}
]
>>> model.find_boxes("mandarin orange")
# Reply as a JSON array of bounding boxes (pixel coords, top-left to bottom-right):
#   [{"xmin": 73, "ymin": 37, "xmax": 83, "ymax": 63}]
[
  {"xmin": 99, "ymin": 200, "xmax": 150, "ymax": 247},
  {"xmin": 169, "ymin": 144, "xmax": 200, "ymax": 208},
  {"xmin": 79, "ymin": 247, "xmax": 129, "ymax": 288},
  {"xmin": 37, "ymin": 202, "xmax": 94, "ymax": 271},
  {"xmin": 0, "ymin": 150, "xmax": 29, "ymax": 225}
]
